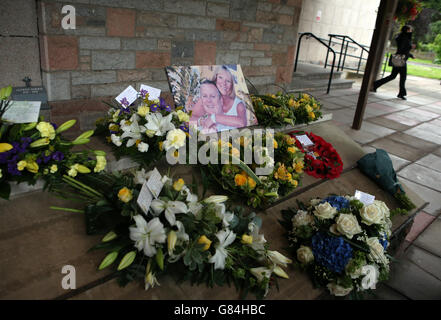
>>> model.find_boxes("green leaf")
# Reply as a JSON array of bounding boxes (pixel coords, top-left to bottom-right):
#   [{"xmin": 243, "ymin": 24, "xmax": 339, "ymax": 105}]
[
  {"xmin": 98, "ymin": 251, "xmax": 118, "ymax": 270},
  {"xmin": 117, "ymin": 251, "xmax": 137, "ymax": 270}
]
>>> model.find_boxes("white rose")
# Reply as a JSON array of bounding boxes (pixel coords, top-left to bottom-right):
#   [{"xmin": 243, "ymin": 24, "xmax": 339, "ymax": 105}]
[
  {"xmin": 374, "ymin": 200, "xmax": 390, "ymax": 219},
  {"xmin": 366, "ymin": 237, "xmax": 388, "ymax": 264},
  {"xmin": 360, "ymin": 203, "xmax": 384, "ymax": 225},
  {"xmin": 110, "ymin": 134, "xmax": 122, "ymax": 147},
  {"xmin": 313, "ymin": 202, "xmax": 337, "ymax": 220},
  {"xmin": 327, "ymin": 282, "xmax": 353, "ymax": 296},
  {"xmin": 163, "ymin": 129, "xmax": 186, "ymax": 150},
  {"xmin": 137, "ymin": 142, "xmax": 149, "ymax": 152},
  {"xmin": 292, "ymin": 210, "xmax": 314, "ymax": 228},
  {"xmin": 335, "ymin": 214, "xmax": 362, "ymax": 239},
  {"xmin": 296, "ymin": 245, "xmax": 314, "ymax": 264},
  {"xmin": 310, "ymin": 198, "xmax": 321, "ymax": 206}
]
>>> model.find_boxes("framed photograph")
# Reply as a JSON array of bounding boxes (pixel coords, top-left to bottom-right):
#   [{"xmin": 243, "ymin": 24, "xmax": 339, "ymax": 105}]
[{"xmin": 166, "ymin": 64, "xmax": 258, "ymax": 134}]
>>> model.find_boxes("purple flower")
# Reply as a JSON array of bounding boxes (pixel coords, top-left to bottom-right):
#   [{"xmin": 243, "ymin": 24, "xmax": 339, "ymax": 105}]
[
  {"xmin": 52, "ymin": 151, "xmax": 64, "ymax": 161},
  {"xmin": 120, "ymin": 97, "xmax": 130, "ymax": 107},
  {"xmin": 36, "ymin": 158, "xmax": 42, "ymax": 165},
  {"xmin": 140, "ymin": 89, "xmax": 148, "ymax": 99},
  {"xmin": 150, "ymin": 104, "xmax": 159, "ymax": 112},
  {"xmin": 159, "ymin": 98, "xmax": 172, "ymax": 112},
  {"xmin": 50, "ymin": 122, "xmax": 58, "ymax": 130},
  {"xmin": 7, "ymin": 157, "xmax": 21, "ymax": 176},
  {"xmin": 179, "ymin": 123, "xmax": 189, "ymax": 133}
]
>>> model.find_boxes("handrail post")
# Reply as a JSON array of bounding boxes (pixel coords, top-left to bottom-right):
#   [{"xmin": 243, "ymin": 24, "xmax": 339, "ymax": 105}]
[
  {"xmin": 294, "ymin": 33, "xmax": 305, "ymax": 73},
  {"xmin": 324, "ymin": 35, "xmax": 332, "ymax": 69},
  {"xmin": 337, "ymin": 36, "xmax": 345, "ymax": 71},
  {"xmin": 341, "ymin": 41, "xmax": 349, "ymax": 72},
  {"xmin": 328, "ymin": 52, "xmax": 336, "ymax": 94},
  {"xmin": 357, "ymin": 50, "xmax": 363, "ymax": 74}
]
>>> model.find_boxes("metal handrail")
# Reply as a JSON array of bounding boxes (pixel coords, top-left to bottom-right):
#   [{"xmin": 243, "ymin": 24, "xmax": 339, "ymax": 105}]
[
  {"xmin": 294, "ymin": 32, "xmax": 336, "ymax": 94},
  {"xmin": 325, "ymin": 34, "xmax": 370, "ymax": 74}
]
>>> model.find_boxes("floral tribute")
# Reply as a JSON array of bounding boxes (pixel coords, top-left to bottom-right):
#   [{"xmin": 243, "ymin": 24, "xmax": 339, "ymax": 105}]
[
  {"xmin": 289, "ymin": 131, "xmax": 343, "ymax": 180},
  {"xmin": 95, "ymin": 89, "xmax": 190, "ymax": 168},
  {"xmin": 395, "ymin": 0, "xmax": 422, "ymax": 24},
  {"xmin": 279, "ymin": 195, "xmax": 393, "ymax": 298},
  {"xmin": 202, "ymin": 132, "xmax": 305, "ymax": 209},
  {"xmin": 0, "ymin": 87, "xmax": 107, "ymax": 199},
  {"xmin": 251, "ymin": 92, "xmax": 322, "ymax": 128},
  {"xmin": 52, "ymin": 169, "xmax": 292, "ymax": 299}
]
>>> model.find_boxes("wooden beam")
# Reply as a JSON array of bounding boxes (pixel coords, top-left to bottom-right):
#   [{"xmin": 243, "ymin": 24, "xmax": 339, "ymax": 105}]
[{"xmin": 352, "ymin": 0, "xmax": 399, "ymax": 130}]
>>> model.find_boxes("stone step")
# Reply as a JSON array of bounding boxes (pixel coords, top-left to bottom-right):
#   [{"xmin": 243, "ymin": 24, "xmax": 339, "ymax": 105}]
[
  {"xmin": 288, "ymin": 78, "xmax": 355, "ymax": 93},
  {"xmin": 293, "ymin": 63, "xmax": 344, "ymax": 81}
]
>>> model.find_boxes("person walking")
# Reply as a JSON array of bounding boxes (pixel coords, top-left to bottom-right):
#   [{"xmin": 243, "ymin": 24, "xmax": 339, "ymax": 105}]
[{"xmin": 373, "ymin": 25, "xmax": 414, "ymax": 100}]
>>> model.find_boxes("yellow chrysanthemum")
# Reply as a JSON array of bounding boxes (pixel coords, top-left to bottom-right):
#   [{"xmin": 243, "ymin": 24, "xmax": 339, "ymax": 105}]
[
  {"xmin": 118, "ymin": 187, "xmax": 133, "ymax": 203},
  {"xmin": 247, "ymin": 177, "xmax": 256, "ymax": 190},
  {"xmin": 234, "ymin": 174, "xmax": 247, "ymax": 187}
]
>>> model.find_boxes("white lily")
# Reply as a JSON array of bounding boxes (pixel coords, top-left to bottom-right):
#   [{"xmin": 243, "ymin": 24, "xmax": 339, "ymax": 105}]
[
  {"xmin": 134, "ymin": 168, "xmax": 150, "ymax": 185},
  {"xmin": 212, "ymin": 203, "xmax": 234, "ymax": 227},
  {"xmin": 250, "ymin": 266, "xmax": 273, "ymax": 283},
  {"xmin": 129, "ymin": 216, "xmax": 166, "ymax": 257},
  {"xmin": 181, "ymin": 186, "xmax": 198, "ymax": 203},
  {"xmin": 267, "ymin": 250, "xmax": 292, "ymax": 268},
  {"xmin": 145, "ymin": 113, "xmax": 175, "ymax": 136},
  {"xmin": 150, "ymin": 199, "xmax": 188, "ymax": 226},
  {"xmin": 209, "ymin": 229, "xmax": 236, "ymax": 270},
  {"xmin": 110, "ymin": 134, "xmax": 122, "ymax": 147},
  {"xmin": 248, "ymin": 222, "xmax": 267, "ymax": 254},
  {"xmin": 203, "ymin": 195, "xmax": 228, "ymax": 204},
  {"xmin": 121, "ymin": 115, "xmax": 146, "ymax": 147}
]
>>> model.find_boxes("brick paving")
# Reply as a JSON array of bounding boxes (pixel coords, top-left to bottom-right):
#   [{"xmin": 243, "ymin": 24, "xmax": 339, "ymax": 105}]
[{"xmin": 313, "ymin": 74, "xmax": 441, "ymax": 299}]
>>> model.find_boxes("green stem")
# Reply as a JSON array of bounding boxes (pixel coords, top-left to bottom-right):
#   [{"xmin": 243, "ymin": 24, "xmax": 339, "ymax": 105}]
[
  {"xmin": 62, "ymin": 175, "xmax": 103, "ymax": 198},
  {"xmin": 61, "ymin": 177, "xmax": 99, "ymax": 199},
  {"xmin": 50, "ymin": 206, "xmax": 84, "ymax": 213}
]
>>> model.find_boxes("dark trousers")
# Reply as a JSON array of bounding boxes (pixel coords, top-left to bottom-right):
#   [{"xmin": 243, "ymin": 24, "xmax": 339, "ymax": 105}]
[{"xmin": 374, "ymin": 64, "xmax": 407, "ymax": 96}]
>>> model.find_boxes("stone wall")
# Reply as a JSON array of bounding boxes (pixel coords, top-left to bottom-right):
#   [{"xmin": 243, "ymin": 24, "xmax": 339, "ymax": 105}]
[
  {"xmin": 38, "ymin": 0, "xmax": 303, "ymax": 132},
  {"xmin": 297, "ymin": 0, "xmax": 380, "ymax": 67}
]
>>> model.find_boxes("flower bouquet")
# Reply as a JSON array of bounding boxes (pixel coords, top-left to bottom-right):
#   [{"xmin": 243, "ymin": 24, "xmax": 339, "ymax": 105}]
[
  {"xmin": 395, "ymin": 0, "xmax": 422, "ymax": 24},
  {"xmin": 95, "ymin": 90, "xmax": 190, "ymax": 168},
  {"xmin": 0, "ymin": 87, "xmax": 107, "ymax": 199},
  {"xmin": 202, "ymin": 132, "xmax": 305, "ymax": 209},
  {"xmin": 251, "ymin": 92, "xmax": 322, "ymax": 128},
  {"xmin": 51, "ymin": 169, "xmax": 292, "ymax": 299},
  {"xmin": 289, "ymin": 131, "xmax": 343, "ymax": 179},
  {"xmin": 279, "ymin": 195, "xmax": 392, "ymax": 298}
]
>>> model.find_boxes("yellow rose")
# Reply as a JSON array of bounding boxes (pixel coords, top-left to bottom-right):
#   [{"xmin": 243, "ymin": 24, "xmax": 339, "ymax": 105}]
[
  {"xmin": 309, "ymin": 112, "xmax": 316, "ymax": 119},
  {"xmin": 118, "ymin": 187, "xmax": 133, "ymax": 203},
  {"xmin": 247, "ymin": 176, "xmax": 256, "ymax": 190},
  {"xmin": 234, "ymin": 174, "xmax": 247, "ymax": 187},
  {"xmin": 173, "ymin": 178, "xmax": 185, "ymax": 191},
  {"xmin": 36, "ymin": 122, "xmax": 56, "ymax": 140},
  {"xmin": 241, "ymin": 234, "xmax": 253, "ymax": 245},
  {"xmin": 137, "ymin": 105, "xmax": 150, "ymax": 117},
  {"xmin": 197, "ymin": 235, "xmax": 212, "ymax": 251},
  {"xmin": 176, "ymin": 110, "xmax": 190, "ymax": 122}
]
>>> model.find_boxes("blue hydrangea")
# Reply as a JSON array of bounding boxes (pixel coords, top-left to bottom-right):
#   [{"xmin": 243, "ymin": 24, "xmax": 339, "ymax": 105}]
[
  {"xmin": 311, "ymin": 232, "xmax": 353, "ymax": 274},
  {"xmin": 379, "ymin": 234, "xmax": 388, "ymax": 250},
  {"xmin": 321, "ymin": 196, "xmax": 350, "ymax": 211}
]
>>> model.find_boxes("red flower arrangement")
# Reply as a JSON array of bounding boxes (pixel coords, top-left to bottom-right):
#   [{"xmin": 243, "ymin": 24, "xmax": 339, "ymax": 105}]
[
  {"xmin": 289, "ymin": 131, "xmax": 343, "ymax": 180},
  {"xmin": 394, "ymin": 0, "xmax": 422, "ymax": 24}
]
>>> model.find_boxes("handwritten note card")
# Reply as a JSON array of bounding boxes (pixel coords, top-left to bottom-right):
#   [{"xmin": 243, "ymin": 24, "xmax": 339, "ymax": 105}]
[
  {"xmin": 140, "ymin": 84, "xmax": 161, "ymax": 101},
  {"xmin": 354, "ymin": 190, "xmax": 375, "ymax": 206},
  {"xmin": 2, "ymin": 101, "xmax": 41, "ymax": 123},
  {"xmin": 115, "ymin": 85, "xmax": 138, "ymax": 108},
  {"xmin": 137, "ymin": 181, "xmax": 153, "ymax": 214},
  {"xmin": 296, "ymin": 134, "xmax": 314, "ymax": 147},
  {"xmin": 146, "ymin": 167, "xmax": 164, "ymax": 199}
]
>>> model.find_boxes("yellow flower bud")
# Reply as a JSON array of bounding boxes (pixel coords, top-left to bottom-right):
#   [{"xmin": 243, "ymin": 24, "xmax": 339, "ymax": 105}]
[
  {"xmin": 0, "ymin": 143, "xmax": 13, "ymax": 153},
  {"xmin": 30, "ymin": 137, "xmax": 50, "ymax": 148},
  {"xmin": 75, "ymin": 164, "xmax": 91, "ymax": 174},
  {"xmin": 26, "ymin": 161, "xmax": 39, "ymax": 174},
  {"xmin": 55, "ymin": 119, "xmax": 76, "ymax": 134},
  {"xmin": 273, "ymin": 265, "xmax": 289, "ymax": 279},
  {"xmin": 167, "ymin": 230, "xmax": 177, "ymax": 255},
  {"xmin": 197, "ymin": 235, "xmax": 212, "ymax": 251},
  {"xmin": 241, "ymin": 234, "xmax": 253, "ymax": 245},
  {"xmin": 173, "ymin": 178, "xmax": 185, "ymax": 191},
  {"xmin": 17, "ymin": 160, "xmax": 27, "ymax": 171}
]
